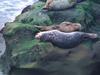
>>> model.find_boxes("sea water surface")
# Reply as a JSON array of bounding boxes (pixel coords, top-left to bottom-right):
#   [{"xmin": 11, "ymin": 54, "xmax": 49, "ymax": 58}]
[
  {"xmin": 0, "ymin": 0, "xmax": 38, "ymax": 75},
  {"xmin": 0, "ymin": 0, "xmax": 38, "ymax": 29}
]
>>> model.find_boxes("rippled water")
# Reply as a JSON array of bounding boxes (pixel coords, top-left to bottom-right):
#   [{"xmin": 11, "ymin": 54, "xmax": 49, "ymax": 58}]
[{"xmin": 0, "ymin": 0, "xmax": 38, "ymax": 30}]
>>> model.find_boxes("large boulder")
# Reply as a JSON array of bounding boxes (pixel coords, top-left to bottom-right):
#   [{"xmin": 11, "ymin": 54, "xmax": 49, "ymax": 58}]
[
  {"xmin": 2, "ymin": 0, "xmax": 100, "ymax": 75},
  {"xmin": 15, "ymin": 1, "xmax": 52, "ymax": 26},
  {"xmin": 0, "ymin": 34, "xmax": 10, "ymax": 75},
  {"xmin": 88, "ymin": 2, "xmax": 100, "ymax": 36},
  {"xmin": 47, "ymin": 1, "xmax": 93, "ymax": 30}
]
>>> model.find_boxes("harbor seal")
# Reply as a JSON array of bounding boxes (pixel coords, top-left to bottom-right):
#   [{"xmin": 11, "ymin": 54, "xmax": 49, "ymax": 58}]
[
  {"xmin": 43, "ymin": 0, "xmax": 77, "ymax": 10},
  {"xmin": 35, "ymin": 30, "xmax": 98, "ymax": 49},
  {"xmin": 34, "ymin": 21, "xmax": 82, "ymax": 32}
]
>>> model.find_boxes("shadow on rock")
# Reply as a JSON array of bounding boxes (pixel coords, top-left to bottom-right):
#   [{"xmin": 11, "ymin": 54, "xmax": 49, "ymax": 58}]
[{"xmin": 9, "ymin": 66, "xmax": 49, "ymax": 75}]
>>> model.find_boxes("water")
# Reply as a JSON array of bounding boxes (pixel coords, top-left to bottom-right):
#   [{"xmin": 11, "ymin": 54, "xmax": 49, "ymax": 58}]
[
  {"xmin": 0, "ymin": 0, "xmax": 38, "ymax": 29},
  {"xmin": 0, "ymin": 0, "xmax": 38, "ymax": 75}
]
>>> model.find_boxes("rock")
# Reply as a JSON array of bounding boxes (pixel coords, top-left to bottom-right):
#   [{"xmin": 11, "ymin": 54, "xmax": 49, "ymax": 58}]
[
  {"xmin": 0, "ymin": 34, "xmax": 10, "ymax": 75},
  {"xmin": 39, "ymin": 0, "xmax": 47, "ymax": 2},
  {"xmin": 88, "ymin": 2, "xmax": 100, "ymax": 35},
  {"xmin": 47, "ymin": 1, "xmax": 93, "ymax": 30},
  {"xmin": 91, "ymin": 0, "xmax": 100, "ymax": 4},
  {"xmin": 38, "ymin": 44, "xmax": 96, "ymax": 75},
  {"xmin": 2, "ymin": 0, "xmax": 100, "ymax": 75},
  {"xmin": 93, "ymin": 41, "xmax": 100, "ymax": 60},
  {"xmin": 91, "ymin": 3, "xmax": 100, "ymax": 24},
  {"xmin": 40, "ymin": 0, "xmax": 85, "ymax": 3},
  {"xmin": 15, "ymin": 1, "xmax": 52, "ymax": 26},
  {"xmin": 77, "ymin": 0, "xmax": 85, "ymax": 3},
  {"xmin": 9, "ymin": 67, "xmax": 49, "ymax": 75},
  {"xmin": 21, "ymin": 5, "xmax": 33, "ymax": 14}
]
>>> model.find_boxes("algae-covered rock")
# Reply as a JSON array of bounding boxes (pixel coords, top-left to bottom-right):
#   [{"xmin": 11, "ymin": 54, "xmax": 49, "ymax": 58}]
[
  {"xmin": 93, "ymin": 41, "xmax": 100, "ymax": 60},
  {"xmin": 15, "ymin": 1, "xmax": 52, "ymax": 26},
  {"xmin": 39, "ymin": 44, "xmax": 95, "ymax": 75},
  {"xmin": 88, "ymin": 2, "xmax": 100, "ymax": 36},
  {"xmin": 0, "ymin": 34, "xmax": 10, "ymax": 75},
  {"xmin": 2, "ymin": 0, "xmax": 100, "ymax": 75},
  {"xmin": 91, "ymin": 0, "xmax": 100, "ymax": 4},
  {"xmin": 8, "ymin": 42, "xmax": 98, "ymax": 75},
  {"xmin": 39, "ymin": 0, "xmax": 47, "ymax": 2},
  {"xmin": 3, "ymin": 22, "xmax": 39, "ymax": 36},
  {"xmin": 47, "ymin": 1, "xmax": 93, "ymax": 30},
  {"xmin": 21, "ymin": 5, "xmax": 33, "ymax": 14}
]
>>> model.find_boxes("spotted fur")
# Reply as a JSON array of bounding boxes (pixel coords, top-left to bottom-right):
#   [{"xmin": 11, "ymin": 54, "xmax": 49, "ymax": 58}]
[{"xmin": 35, "ymin": 30, "xmax": 98, "ymax": 49}]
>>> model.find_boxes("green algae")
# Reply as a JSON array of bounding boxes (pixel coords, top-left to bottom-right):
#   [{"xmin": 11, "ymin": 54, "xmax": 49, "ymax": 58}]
[
  {"xmin": 15, "ymin": 2, "xmax": 52, "ymax": 25},
  {"xmin": 2, "ymin": 1, "xmax": 100, "ymax": 75},
  {"xmin": 3, "ymin": 22, "xmax": 38, "ymax": 36}
]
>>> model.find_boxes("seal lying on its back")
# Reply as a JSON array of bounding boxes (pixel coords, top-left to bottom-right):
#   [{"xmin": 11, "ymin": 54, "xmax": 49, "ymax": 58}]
[
  {"xmin": 34, "ymin": 22, "xmax": 82, "ymax": 32},
  {"xmin": 35, "ymin": 30, "xmax": 98, "ymax": 49}
]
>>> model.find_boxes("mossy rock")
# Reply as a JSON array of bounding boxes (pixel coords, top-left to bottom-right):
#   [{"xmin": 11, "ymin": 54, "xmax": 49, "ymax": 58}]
[
  {"xmin": 37, "ymin": 44, "xmax": 96, "ymax": 75},
  {"xmin": 39, "ymin": 0, "xmax": 47, "ymax": 2},
  {"xmin": 91, "ymin": 0, "xmax": 100, "ymax": 4},
  {"xmin": 15, "ymin": 1, "xmax": 52, "ymax": 26},
  {"xmin": 10, "ymin": 42, "xmax": 97, "ymax": 75},
  {"xmin": 21, "ymin": 1, "xmax": 46, "ymax": 14},
  {"xmin": 3, "ymin": 22, "xmax": 39, "ymax": 36},
  {"xmin": 88, "ymin": 2, "xmax": 100, "ymax": 35},
  {"xmin": 3, "ymin": 0, "xmax": 100, "ymax": 75},
  {"xmin": 11, "ymin": 43, "xmax": 53, "ymax": 68},
  {"xmin": 47, "ymin": 1, "xmax": 93, "ymax": 30}
]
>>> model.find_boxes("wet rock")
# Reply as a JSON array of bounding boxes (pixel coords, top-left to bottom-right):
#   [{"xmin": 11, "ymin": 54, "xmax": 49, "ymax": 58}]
[
  {"xmin": 15, "ymin": 2, "xmax": 52, "ymax": 26},
  {"xmin": 77, "ymin": 0, "xmax": 86, "ymax": 3},
  {"xmin": 2, "ymin": 0, "xmax": 100, "ymax": 75},
  {"xmin": 93, "ymin": 41, "xmax": 100, "ymax": 60},
  {"xmin": 39, "ymin": 0, "xmax": 47, "ymax": 2},
  {"xmin": 46, "ymin": 1, "xmax": 93, "ymax": 30},
  {"xmin": 9, "ymin": 67, "xmax": 49, "ymax": 75},
  {"xmin": 0, "ymin": 34, "xmax": 10, "ymax": 75},
  {"xmin": 21, "ymin": 5, "xmax": 33, "ymax": 14}
]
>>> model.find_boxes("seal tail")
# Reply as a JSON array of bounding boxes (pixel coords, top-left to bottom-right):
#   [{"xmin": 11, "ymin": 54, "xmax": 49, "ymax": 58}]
[
  {"xmin": 86, "ymin": 33, "xmax": 98, "ymax": 39},
  {"xmin": 84, "ymin": 33, "xmax": 99, "ymax": 40}
]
